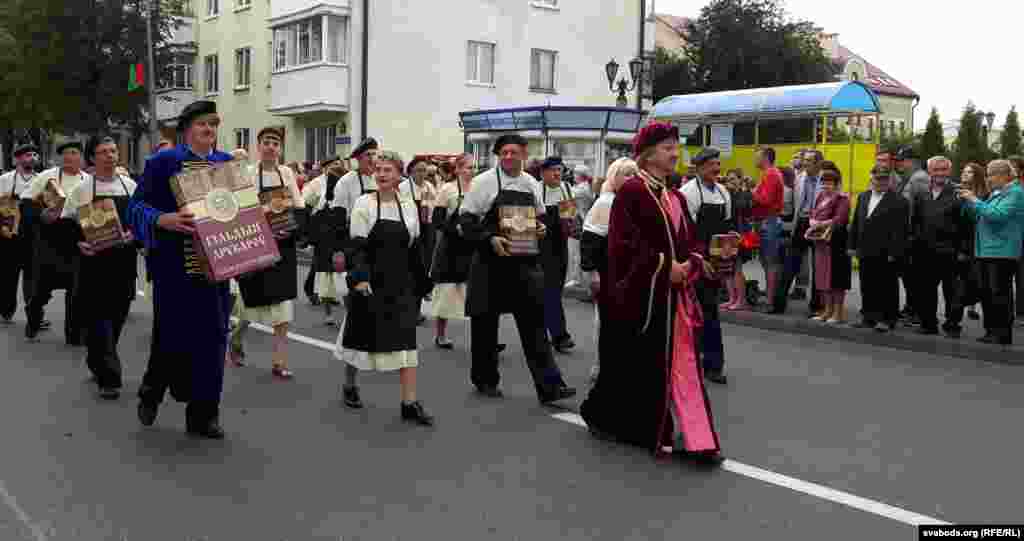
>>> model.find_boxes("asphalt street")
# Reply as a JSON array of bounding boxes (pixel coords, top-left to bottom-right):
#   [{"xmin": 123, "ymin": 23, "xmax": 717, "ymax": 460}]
[{"xmin": 1, "ymin": 269, "xmax": 1022, "ymax": 540}]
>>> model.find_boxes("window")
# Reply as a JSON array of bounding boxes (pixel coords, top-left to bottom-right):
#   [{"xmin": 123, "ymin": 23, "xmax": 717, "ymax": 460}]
[
  {"xmin": 158, "ymin": 55, "xmax": 194, "ymax": 89},
  {"xmin": 530, "ymin": 49, "xmax": 556, "ymax": 92},
  {"xmin": 207, "ymin": 0, "xmax": 218, "ymax": 16},
  {"xmin": 204, "ymin": 54, "xmax": 219, "ymax": 94},
  {"xmin": 234, "ymin": 47, "xmax": 251, "ymax": 89},
  {"xmin": 305, "ymin": 126, "xmax": 337, "ymax": 163},
  {"xmin": 234, "ymin": 128, "xmax": 251, "ymax": 152},
  {"xmin": 889, "ymin": 120, "xmax": 895, "ymax": 134},
  {"xmin": 236, "ymin": 0, "xmax": 250, "ymax": 8},
  {"xmin": 899, "ymin": 121, "xmax": 906, "ymax": 134},
  {"xmin": 552, "ymin": 140, "xmax": 597, "ymax": 174},
  {"xmin": 466, "ymin": 41, "xmax": 495, "ymax": 85},
  {"xmin": 273, "ymin": 16, "xmax": 346, "ymax": 72},
  {"xmin": 533, "ymin": 0, "xmax": 558, "ymax": 7},
  {"xmin": 473, "ymin": 141, "xmax": 493, "ymax": 172},
  {"xmin": 172, "ymin": 0, "xmax": 193, "ymax": 16}
]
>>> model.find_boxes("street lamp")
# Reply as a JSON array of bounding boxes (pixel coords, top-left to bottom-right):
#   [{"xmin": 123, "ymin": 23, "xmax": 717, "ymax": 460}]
[
  {"xmin": 985, "ymin": 111, "xmax": 996, "ymax": 131},
  {"xmin": 605, "ymin": 57, "xmax": 644, "ymax": 108}
]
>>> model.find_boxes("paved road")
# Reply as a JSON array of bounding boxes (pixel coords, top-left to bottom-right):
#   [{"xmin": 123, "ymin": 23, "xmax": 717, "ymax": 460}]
[{"xmin": 1, "ymin": 273, "xmax": 1021, "ymax": 540}]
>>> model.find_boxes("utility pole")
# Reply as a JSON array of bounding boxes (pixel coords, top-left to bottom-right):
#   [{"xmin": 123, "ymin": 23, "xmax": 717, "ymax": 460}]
[{"xmin": 146, "ymin": 0, "xmax": 160, "ymax": 146}]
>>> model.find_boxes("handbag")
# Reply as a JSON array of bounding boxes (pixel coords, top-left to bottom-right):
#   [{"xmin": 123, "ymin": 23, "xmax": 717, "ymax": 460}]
[
  {"xmin": 332, "ymin": 251, "xmax": 346, "ymax": 273},
  {"xmin": 805, "ymin": 223, "xmax": 832, "ymax": 242}
]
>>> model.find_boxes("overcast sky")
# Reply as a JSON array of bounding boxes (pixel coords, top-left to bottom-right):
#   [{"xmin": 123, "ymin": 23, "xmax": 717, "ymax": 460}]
[{"xmin": 656, "ymin": 0, "xmax": 1021, "ymax": 131}]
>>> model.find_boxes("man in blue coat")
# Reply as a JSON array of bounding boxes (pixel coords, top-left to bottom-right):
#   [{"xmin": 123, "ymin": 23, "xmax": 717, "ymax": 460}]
[{"xmin": 128, "ymin": 100, "xmax": 234, "ymax": 438}]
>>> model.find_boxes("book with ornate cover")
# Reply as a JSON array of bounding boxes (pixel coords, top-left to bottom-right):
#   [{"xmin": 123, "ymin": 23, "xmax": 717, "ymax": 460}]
[
  {"xmin": 258, "ymin": 186, "xmax": 298, "ymax": 235},
  {"xmin": 38, "ymin": 178, "xmax": 66, "ymax": 210},
  {"xmin": 709, "ymin": 233, "xmax": 739, "ymax": 276},
  {"xmin": 0, "ymin": 195, "xmax": 19, "ymax": 239},
  {"xmin": 170, "ymin": 161, "xmax": 281, "ymax": 282},
  {"xmin": 79, "ymin": 198, "xmax": 127, "ymax": 252},
  {"xmin": 498, "ymin": 204, "xmax": 539, "ymax": 256}
]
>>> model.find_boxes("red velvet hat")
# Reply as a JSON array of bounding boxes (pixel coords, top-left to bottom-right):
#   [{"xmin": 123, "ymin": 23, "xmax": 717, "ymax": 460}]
[{"xmin": 632, "ymin": 121, "xmax": 679, "ymax": 158}]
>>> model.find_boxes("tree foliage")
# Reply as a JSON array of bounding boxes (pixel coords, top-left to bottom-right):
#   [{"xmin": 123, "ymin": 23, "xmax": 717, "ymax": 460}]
[
  {"xmin": 953, "ymin": 102, "xmax": 989, "ymax": 172},
  {"xmin": 652, "ymin": 46, "xmax": 693, "ymax": 103},
  {"xmin": 919, "ymin": 107, "xmax": 947, "ymax": 161},
  {"xmin": 999, "ymin": 106, "xmax": 1021, "ymax": 158},
  {"xmin": 0, "ymin": 0, "xmax": 184, "ymax": 136},
  {"xmin": 682, "ymin": 0, "xmax": 834, "ymax": 93}
]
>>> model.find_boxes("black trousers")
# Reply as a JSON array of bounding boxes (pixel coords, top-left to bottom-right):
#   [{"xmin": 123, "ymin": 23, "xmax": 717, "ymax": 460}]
[
  {"xmin": 85, "ymin": 296, "xmax": 133, "ymax": 389},
  {"xmin": 897, "ymin": 255, "xmax": 918, "ymax": 316},
  {"xmin": 695, "ymin": 280, "xmax": 725, "ymax": 374},
  {"xmin": 915, "ymin": 251, "xmax": 964, "ymax": 330},
  {"xmin": 304, "ymin": 265, "xmax": 316, "ymax": 299},
  {"xmin": 1015, "ymin": 250, "xmax": 1023, "ymax": 317},
  {"xmin": 26, "ymin": 284, "xmax": 80, "ymax": 342},
  {"xmin": 0, "ymin": 257, "xmax": 27, "ymax": 320},
  {"xmin": 775, "ymin": 217, "xmax": 821, "ymax": 313},
  {"xmin": 470, "ymin": 309, "xmax": 567, "ymax": 397},
  {"xmin": 859, "ymin": 256, "xmax": 899, "ymax": 325},
  {"xmin": 979, "ymin": 258, "xmax": 1016, "ymax": 340}
]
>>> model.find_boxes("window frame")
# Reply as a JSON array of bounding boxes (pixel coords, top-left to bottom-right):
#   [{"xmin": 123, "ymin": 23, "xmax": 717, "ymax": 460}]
[
  {"xmin": 234, "ymin": 128, "xmax": 251, "ymax": 153},
  {"xmin": 235, "ymin": 0, "xmax": 251, "ymax": 10},
  {"xmin": 272, "ymin": 15, "xmax": 346, "ymax": 74},
  {"xmin": 207, "ymin": 0, "xmax": 219, "ymax": 17},
  {"xmin": 234, "ymin": 46, "xmax": 252, "ymax": 90},
  {"xmin": 529, "ymin": 48, "xmax": 557, "ymax": 93},
  {"xmin": 204, "ymin": 53, "xmax": 219, "ymax": 95},
  {"xmin": 304, "ymin": 125, "xmax": 338, "ymax": 163},
  {"xmin": 466, "ymin": 41, "xmax": 496, "ymax": 86}
]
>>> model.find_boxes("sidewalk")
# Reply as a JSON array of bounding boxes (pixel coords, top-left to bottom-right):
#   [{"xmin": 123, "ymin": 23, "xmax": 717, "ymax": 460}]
[{"xmin": 717, "ymin": 260, "xmax": 1023, "ymax": 365}]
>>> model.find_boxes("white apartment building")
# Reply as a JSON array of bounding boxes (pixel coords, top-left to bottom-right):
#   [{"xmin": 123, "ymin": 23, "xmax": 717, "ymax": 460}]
[{"xmin": 152, "ymin": 0, "xmax": 653, "ymax": 169}]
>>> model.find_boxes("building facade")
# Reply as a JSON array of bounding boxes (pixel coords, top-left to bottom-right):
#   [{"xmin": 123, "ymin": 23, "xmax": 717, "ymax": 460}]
[{"xmin": 155, "ymin": 0, "xmax": 650, "ymax": 169}]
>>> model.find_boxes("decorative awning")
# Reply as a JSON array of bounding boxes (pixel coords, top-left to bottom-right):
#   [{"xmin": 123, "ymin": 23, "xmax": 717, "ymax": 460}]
[
  {"xmin": 650, "ymin": 81, "xmax": 881, "ymax": 123},
  {"xmin": 459, "ymin": 106, "xmax": 644, "ymax": 133}
]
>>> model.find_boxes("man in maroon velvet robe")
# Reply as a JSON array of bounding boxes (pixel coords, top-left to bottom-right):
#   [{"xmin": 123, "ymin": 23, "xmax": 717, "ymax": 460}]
[{"xmin": 580, "ymin": 122, "xmax": 723, "ymax": 466}]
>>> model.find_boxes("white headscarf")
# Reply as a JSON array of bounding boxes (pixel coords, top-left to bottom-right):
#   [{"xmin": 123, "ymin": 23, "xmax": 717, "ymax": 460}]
[{"xmin": 583, "ymin": 157, "xmax": 638, "ymax": 237}]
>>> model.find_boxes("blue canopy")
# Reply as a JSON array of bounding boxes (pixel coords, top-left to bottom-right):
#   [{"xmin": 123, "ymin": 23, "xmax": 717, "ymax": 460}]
[
  {"xmin": 459, "ymin": 106, "xmax": 644, "ymax": 133},
  {"xmin": 650, "ymin": 82, "xmax": 881, "ymax": 123}
]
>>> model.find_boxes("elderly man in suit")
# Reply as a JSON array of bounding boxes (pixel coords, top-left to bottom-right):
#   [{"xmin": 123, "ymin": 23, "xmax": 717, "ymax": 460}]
[{"xmin": 848, "ymin": 166, "xmax": 909, "ymax": 332}]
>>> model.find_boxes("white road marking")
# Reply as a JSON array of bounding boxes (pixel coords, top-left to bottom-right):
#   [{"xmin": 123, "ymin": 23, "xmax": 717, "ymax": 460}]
[
  {"xmin": 0, "ymin": 480, "xmax": 49, "ymax": 541},
  {"xmin": 552, "ymin": 411, "xmax": 950, "ymax": 527},
  {"xmin": 138, "ymin": 291, "xmax": 956, "ymax": 528}
]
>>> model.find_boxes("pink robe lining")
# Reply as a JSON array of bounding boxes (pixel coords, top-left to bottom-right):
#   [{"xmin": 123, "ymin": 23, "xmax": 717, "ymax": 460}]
[{"xmin": 663, "ymin": 191, "xmax": 718, "ymax": 453}]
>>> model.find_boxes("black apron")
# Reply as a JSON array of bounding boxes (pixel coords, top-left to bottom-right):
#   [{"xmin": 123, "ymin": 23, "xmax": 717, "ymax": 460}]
[
  {"xmin": 406, "ymin": 179, "xmax": 436, "ymax": 283},
  {"xmin": 430, "ymin": 180, "xmax": 473, "ymax": 284},
  {"xmin": 465, "ymin": 168, "xmax": 544, "ymax": 316},
  {"xmin": 540, "ymin": 182, "xmax": 571, "ymax": 293},
  {"xmin": 310, "ymin": 175, "xmax": 346, "ymax": 272},
  {"xmin": 237, "ymin": 165, "xmax": 298, "ymax": 307},
  {"xmin": 341, "ymin": 197, "xmax": 419, "ymax": 353},
  {"xmin": 695, "ymin": 181, "xmax": 732, "ymax": 249},
  {"xmin": 31, "ymin": 169, "xmax": 79, "ymax": 293},
  {"xmin": 73, "ymin": 176, "xmax": 137, "ymax": 313}
]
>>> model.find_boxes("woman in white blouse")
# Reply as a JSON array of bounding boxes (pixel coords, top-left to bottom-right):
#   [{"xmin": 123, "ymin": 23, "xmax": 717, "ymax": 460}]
[
  {"xmin": 429, "ymin": 154, "xmax": 474, "ymax": 348},
  {"xmin": 334, "ymin": 150, "xmax": 434, "ymax": 425}
]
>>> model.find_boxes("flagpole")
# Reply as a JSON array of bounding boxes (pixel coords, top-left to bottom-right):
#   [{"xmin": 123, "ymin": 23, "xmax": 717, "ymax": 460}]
[{"xmin": 146, "ymin": 0, "xmax": 160, "ymax": 147}]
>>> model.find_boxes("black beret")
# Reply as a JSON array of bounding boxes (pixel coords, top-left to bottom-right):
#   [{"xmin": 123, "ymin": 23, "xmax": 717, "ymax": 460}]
[
  {"xmin": 894, "ymin": 145, "xmax": 915, "ymax": 160},
  {"xmin": 176, "ymin": 100, "xmax": 218, "ymax": 132},
  {"xmin": 56, "ymin": 140, "xmax": 84, "ymax": 154},
  {"xmin": 349, "ymin": 137, "xmax": 379, "ymax": 159},
  {"xmin": 320, "ymin": 156, "xmax": 342, "ymax": 168},
  {"xmin": 257, "ymin": 126, "xmax": 285, "ymax": 142},
  {"xmin": 492, "ymin": 134, "xmax": 529, "ymax": 155},
  {"xmin": 540, "ymin": 156, "xmax": 563, "ymax": 170},
  {"xmin": 693, "ymin": 147, "xmax": 721, "ymax": 166},
  {"xmin": 13, "ymin": 143, "xmax": 38, "ymax": 157}
]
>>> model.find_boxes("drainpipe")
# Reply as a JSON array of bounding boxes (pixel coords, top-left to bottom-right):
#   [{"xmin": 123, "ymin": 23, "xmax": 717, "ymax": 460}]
[
  {"xmin": 636, "ymin": 0, "xmax": 646, "ymax": 110},
  {"xmin": 360, "ymin": 0, "xmax": 369, "ymax": 141},
  {"xmin": 910, "ymin": 95, "xmax": 920, "ymax": 134}
]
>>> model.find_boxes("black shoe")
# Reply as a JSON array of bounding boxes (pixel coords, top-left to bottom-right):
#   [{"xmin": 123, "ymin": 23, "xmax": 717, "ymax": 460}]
[
  {"xmin": 553, "ymin": 336, "xmax": 575, "ymax": 353},
  {"xmin": 310, "ymin": 295, "xmax": 321, "ymax": 306},
  {"xmin": 539, "ymin": 384, "xmax": 577, "ymax": 404},
  {"xmin": 789, "ymin": 288, "xmax": 806, "ymax": 300},
  {"xmin": 967, "ymin": 309, "xmax": 980, "ymax": 321},
  {"xmin": 874, "ymin": 322, "xmax": 891, "ymax": 333},
  {"xmin": 915, "ymin": 327, "xmax": 939, "ymax": 336},
  {"xmin": 978, "ymin": 335, "xmax": 1012, "ymax": 346},
  {"xmin": 588, "ymin": 426, "xmax": 616, "ymax": 442},
  {"xmin": 187, "ymin": 420, "xmax": 226, "ymax": 439},
  {"xmin": 25, "ymin": 323, "xmax": 39, "ymax": 342},
  {"xmin": 342, "ymin": 385, "xmax": 364, "ymax": 409},
  {"xmin": 137, "ymin": 401, "xmax": 158, "ymax": 426},
  {"xmin": 1, "ymin": 314, "xmax": 13, "ymax": 325},
  {"xmin": 495, "ymin": 344, "xmax": 506, "ymax": 353},
  {"xmin": 851, "ymin": 320, "xmax": 875, "ymax": 329},
  {"xmin": 943, "ymin": 328, "xmax": 962, "ymax": 339},
  {"xmin": 39, "ymin": 320, "xmax": 51, "ymax": 330},
  {"xmin": 705, "ymin": 371, "xmax": 728, "ymax": 385},
  {"xmin": 694, "ymin": 451, "xmax": 726, "ymax": 467},
  {"xmin": 98, "ymin": 387, "xmax": 120, "ymax": 400},
  {"xmin": 474, "ymin": 385, "xmax": 504, "ymax": 398},
  {"xmin": 401, "ymin": 401, "xmax": 434, "ymax": 426},
  {"xmin": 417, "ymin": 314, "xmax": 427, "ymax": 325},
  {"xmin": 434, "ymin": 336, "xmax": 454, "ymax": 350}
]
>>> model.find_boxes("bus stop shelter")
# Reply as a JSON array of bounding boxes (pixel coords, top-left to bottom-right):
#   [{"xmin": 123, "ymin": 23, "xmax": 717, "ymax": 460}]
[{"xmin": 650, "ymin": 81, "xmax": 883, "ymax": 195}]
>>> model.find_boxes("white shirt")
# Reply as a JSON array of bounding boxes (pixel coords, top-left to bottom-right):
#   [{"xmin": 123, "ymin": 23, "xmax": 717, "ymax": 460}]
[
  {"xmin": 679, "ymin": 177, "xmax": 732, "ymax": 222},
  {"xmin": 866, "ymin": 190, "xmax": 885, "ymax": 217},
  {"xmin": 349, "ymin": 193, "xmax": 419, "ymax": 246},
  {"xmin": 400, "ymin": 178, "xmax": 438, "ymax": 209},
  {"xmin": 22, "ymin": 167, "xmax": 90, "ymax": 201},
  {"xmin": 435, "ymin": 180, "xmax": 471, "ymax": 219},
  {"xmin": 540, "ymin": 182, "xmax": 573, "ymax": 206},
  {"xmin": 248, "ymin": 163, "xmax": 304, "ymax": 208},
  {"xmin": 330, "ymin": 170, "xmax": 377, "ymax": 213},
  {"xmin": 461, "ymin": 167, "xmax": 546, "ymax": 217},
  {"xmin": 583, "ymin": 192, "xmax": 615, "ymax": 238},
  {"xmin": 0, "ymin": 169, "xmax": 35, "ymax": 198},
  {"xmin": 60, "ymin": 174, "xmax": 137, "ymax": 220}
]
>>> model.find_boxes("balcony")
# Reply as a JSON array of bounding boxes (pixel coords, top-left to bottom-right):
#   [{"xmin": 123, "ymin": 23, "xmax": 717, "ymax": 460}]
[
  {"xmin": 269, "ymin": 0, "xmax": 350, "ymax": 25},
  {"xmin": 156, "ymin": 89, "xmax": 195, "ymax": 124},
  {"xmin": 269, "ymin": 63, "xmax": 349, "ymax": 116}
]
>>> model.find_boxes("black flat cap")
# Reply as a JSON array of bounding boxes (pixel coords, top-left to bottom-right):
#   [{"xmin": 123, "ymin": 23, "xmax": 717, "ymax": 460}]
[
  {"xmin": 56, "ymin": 140, "xmax": 84, "ymax": 154},
  {"xmin": 13, "ymin": 143, "xmax": 38, "ymax": 157},
  {"xmin": 540, "ymin": 156, "xmax": 563, "ymax": 170},
  {"xmin": 692, "ymin": 147, "xmax": 721, "ymax": 166},
  {"xmin": 349, "ymin": 137, "xmax": 378, "ymax": 159},
  {"xmin": 257, "ymin": 126, "xmax": 285, "ymax": 142},
  {"xmin": 492, "ymin": 134, "xmax": 529, "ymax": 155},
  {"xmin": 894, "ymin": 145, "xmax": 915, "ymax": 160},
  {"xmin": 320, "ymin": 156, "xmax": 342, "ymax": 168},
  {"xmin": 176, "ymin": 100, "xmax": 218, "ymax": 132}
]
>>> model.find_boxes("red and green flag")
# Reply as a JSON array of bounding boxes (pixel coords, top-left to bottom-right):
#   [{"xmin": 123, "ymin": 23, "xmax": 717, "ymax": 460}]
[{"xmin": 129, "ymin": 63, "xmax": 145, "ymax": 92}]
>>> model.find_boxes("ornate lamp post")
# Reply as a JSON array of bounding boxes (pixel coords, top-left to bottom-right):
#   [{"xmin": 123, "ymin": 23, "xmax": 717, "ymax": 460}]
[{"xmin": 605, "ymin": 57, "xmax": 645, "ymax": 108}]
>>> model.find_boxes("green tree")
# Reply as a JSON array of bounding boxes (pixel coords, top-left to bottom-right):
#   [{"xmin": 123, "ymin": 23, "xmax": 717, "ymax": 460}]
[
  {"xmin": 953, "ymin": 102, "xmax": 988, "ymax": 172},
  {"xmin": 0, "ymin": 0, "xmax": 184, "ymax": 135},
  {"xmin": 652, "ymin": 46, "xmax": 693, "ymax": 103},
  {"xmin": 919, "ymin": 107, "xmax": 947, "ymax": 160},
  {"xmin": 999, "ymin": 106, "xmax": 1021, "ymax": 158},
  {"xmin": 683, "ymin": 0, "xmax": 834, "ymax": 93}
]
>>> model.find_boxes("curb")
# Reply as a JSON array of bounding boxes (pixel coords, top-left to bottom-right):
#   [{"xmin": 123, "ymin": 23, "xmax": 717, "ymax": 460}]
[{"xmin": 720, "ymin": 310, "xmax": 1023, "ymax": 366}]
